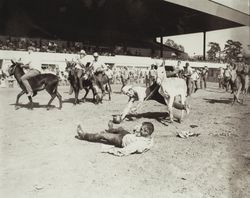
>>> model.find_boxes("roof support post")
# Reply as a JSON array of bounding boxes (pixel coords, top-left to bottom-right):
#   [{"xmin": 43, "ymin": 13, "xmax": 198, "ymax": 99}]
[
  {"xmin": 160, "ymin": 36, "xmax": 163, "ymax": 58},
  {"xmin": 203, "ymin": 31, "xmax": 206, "ymax": 61}
]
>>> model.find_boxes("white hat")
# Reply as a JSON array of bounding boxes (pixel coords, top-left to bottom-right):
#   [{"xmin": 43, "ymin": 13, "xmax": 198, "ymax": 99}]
[
  {"xmin": 80, "ymin": 50, "xmax": 86, "ymax": 54},
  {"xmin": 93, "ymin": 52, "xmax": 99, "ymax": 57},
  {"xmin": 121, "ymin": 85, "xmax": 132, "ymax": 94}
]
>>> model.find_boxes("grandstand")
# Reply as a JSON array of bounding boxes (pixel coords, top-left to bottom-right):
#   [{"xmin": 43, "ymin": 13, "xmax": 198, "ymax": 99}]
[{"xmin": 0, "ymin": 0, "xmax": 247, "ymax": 82}]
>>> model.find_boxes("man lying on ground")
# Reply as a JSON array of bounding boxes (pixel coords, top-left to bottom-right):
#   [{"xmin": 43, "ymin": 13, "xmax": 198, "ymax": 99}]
[
  {"xmin": 75, "ymin": 121, "xmax": 154, "ymax": 157},
  {"xmin": 120, "ymin": 83, "xmax": 190, "ymax": 120}
]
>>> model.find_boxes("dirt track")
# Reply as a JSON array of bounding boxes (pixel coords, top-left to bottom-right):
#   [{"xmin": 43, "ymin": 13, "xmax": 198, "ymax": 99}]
[{"xmin": 0, "ymin": 83, "xmax": 249, "ymax": 198}]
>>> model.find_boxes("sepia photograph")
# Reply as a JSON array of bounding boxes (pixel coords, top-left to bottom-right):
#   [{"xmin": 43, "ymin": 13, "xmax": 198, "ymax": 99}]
[{"xmin": 0, "ymin": 0, "xmax": 249, "ymax": 197}]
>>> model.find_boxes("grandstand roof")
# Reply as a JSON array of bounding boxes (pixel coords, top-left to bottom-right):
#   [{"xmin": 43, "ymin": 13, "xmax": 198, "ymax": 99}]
[{"xmin": 0, "ymin": 0, "xmax": 248, "ymax": 42}]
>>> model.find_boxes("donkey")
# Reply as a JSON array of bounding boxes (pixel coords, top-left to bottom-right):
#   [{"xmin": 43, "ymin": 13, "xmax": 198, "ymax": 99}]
[
  {"xmin": 156, "ymin": 66, "xmax": 188, "ymax": 122},
  {"xmin": 65, "ymin": 60, "xmax": 99, "ymax": 104},
  {"xmin": 83, "ymin": 66, "xmax": 112, "ymax": 103},
  {"xmin": 8, "ymin": 60, "xmax": 62, "ymax": 110}
]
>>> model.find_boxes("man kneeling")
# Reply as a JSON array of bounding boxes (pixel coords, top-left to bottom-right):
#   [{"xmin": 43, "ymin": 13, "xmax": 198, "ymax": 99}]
[{"xmin": 75, "ymin": 121, "xmax": 154, "ymax": 156}]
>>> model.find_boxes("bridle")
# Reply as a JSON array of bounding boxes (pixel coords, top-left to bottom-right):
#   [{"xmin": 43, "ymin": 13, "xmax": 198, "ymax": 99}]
[{"xmin": 9, "ymin": 62, "xmax": 18, "ymax": 75}]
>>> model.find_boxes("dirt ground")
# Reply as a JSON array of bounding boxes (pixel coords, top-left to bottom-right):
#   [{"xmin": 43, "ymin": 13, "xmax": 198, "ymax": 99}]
[{"xmin": 0, "ymin": 82, "xmax": 249, "ymax": 198}]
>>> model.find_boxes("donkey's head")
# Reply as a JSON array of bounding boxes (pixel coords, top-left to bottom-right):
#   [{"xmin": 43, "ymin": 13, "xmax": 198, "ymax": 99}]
[
  {"xmin": 156, "ymin": 66, "xmax": 166, "ymax": 85},
  {"xmin": 8, "ymin": 60, "xmax": 21, "ymax": 76},
  {"xmin": 65, "ymin": 59, "xmax": 76, "ymax": 73}
]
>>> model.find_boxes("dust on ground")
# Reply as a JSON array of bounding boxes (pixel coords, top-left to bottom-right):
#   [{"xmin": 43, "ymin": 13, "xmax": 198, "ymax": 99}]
[{"xmin": 0, "ymin": 83, "xmax": 249, "ymax": 198}]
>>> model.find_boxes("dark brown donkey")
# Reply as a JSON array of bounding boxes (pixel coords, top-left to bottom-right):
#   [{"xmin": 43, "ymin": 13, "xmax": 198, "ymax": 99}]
[{"xmin": 8, "ymin": 60, "xmax": 62, "ymax": 110}]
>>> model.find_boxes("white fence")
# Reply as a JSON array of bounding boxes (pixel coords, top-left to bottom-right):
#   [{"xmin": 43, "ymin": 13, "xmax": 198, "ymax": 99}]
[{"xmin": 0, "ymin": 50, "xmax": 227, "ymax": 73}]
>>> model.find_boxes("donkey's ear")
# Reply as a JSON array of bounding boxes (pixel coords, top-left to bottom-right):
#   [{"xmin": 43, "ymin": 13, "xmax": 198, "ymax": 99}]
[{"xmin": 11, "ymin": 60, "xmax": 15, "ymax": 64}]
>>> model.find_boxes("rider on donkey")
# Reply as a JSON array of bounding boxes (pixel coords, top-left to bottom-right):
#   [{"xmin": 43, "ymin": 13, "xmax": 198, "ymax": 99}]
[
  {"xmin": 19, "ymin": 50, "xmax": 41, "ymax": 97},
  {"xmin": 89, "ymin": 52, "xmax": 108, "ymax": 95},
  {"xmin": 73, "ymin": 49, "xmax": 89, "ymax": 90},
  {"xmin": 235, "ymin": 57, "xmax": 249, "ymax": 93}
]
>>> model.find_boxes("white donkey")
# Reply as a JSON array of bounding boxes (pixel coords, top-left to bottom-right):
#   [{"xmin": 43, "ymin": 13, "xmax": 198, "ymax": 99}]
[{"xmin": 156, "ymin": 66, "xmax": 189, "ymax": 122}]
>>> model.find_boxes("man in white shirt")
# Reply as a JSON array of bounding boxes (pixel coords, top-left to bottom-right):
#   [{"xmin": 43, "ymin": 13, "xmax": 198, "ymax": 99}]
[
  {"xmin": 120, "ymin": 84, "xmax": 190, "ymax": 121},
  {"xmin": 19, "ymin": 50, "xmax": 41, "ymax": 97},
  {"xmin": 75, "ymin": 121, "xmax": 154, "ymax": 156},
  {"xmin": 191, "ymin": 69, "xmax": 200, "ymax": 93},
  {"xmin": 183, "ymin": 62, "xmax": 193, "ymax": 96},
  {"xmin": 73, "ymin": 50, "xmax": 89, "ymax": 90},
  {"xmin": 90, "ymin": 52, "xmax": 108, "ymax": 94}
]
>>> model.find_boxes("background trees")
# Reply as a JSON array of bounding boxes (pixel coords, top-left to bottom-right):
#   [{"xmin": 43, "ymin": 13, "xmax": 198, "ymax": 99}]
[
  {"xmin": 207, "ymin": 42, "xmax": 221, "ymax": 61},
  {"xmin": 223, "ymin": 40, "xmax": 243, "ymax": 62},
  {"xmin": 165, "ymin": 39, "xmax": 185, "ymax": 52}
]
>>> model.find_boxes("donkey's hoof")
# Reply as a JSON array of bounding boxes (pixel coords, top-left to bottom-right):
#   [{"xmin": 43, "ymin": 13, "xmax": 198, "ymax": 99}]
[
  {"xmin": 15, "ymin": 106, "xmax": 20, "ymax": 110},
  {"xmin": 178, "ymin": 118, "xmax": 183, "ymax": 123}
]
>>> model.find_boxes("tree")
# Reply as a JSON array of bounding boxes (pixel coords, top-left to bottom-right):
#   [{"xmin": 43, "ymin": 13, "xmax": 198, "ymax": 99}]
[
  {"xmin": 165, "ymin": 39, "xmax": 175, "ymax": 48},
  {"xmin": 164, "ymin": 39, "xmax": 185, "ymax": 52},
  {"xmin": 223, "ymin": 40, "xmax": 243, "ymax": 62},
  {"xmin": 178, "ymin": 45, "xmax": 185, "ymax": 52},
  {"xmin": 207, "ymin": 42, "xmax": 221, "ymax": 61}
]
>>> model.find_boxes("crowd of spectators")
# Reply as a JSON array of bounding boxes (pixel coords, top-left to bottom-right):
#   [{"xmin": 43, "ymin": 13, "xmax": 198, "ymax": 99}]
[
  {"xmin": 0, "ymin": 36, "xmax": 146, "ymax": 57},
  {"xmin": 0, "ymin": 36, "xmax": 117, "ymax": 55},
  {"xmin": 0, "ymin": 36, "xmax": 183, "ymax": 58}
]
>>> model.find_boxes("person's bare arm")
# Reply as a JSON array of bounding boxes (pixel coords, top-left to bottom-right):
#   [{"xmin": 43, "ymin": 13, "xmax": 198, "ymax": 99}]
[{"xmin": 121, "ymin": 98, "xmax": 135, "ymax": 120}]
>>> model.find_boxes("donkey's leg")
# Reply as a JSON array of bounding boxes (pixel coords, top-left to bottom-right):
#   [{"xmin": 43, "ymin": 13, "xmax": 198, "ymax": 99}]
[
  {"xmin": 168, "ymin": 97, "xmax": 174, "ymax": 123},
  {"xmin": 236, "ymin": 83, "xmax": 242, "ymax": 103},
  {"xmin": 91, "ymin": 88, "xmax": 96, "ymax": 102},
  {"xmin": 108, "ymin": 89, "xmax": 111, "ymax": 101},
  {"xmin": 107, "ymin": 84, "xmax": 111, "ymax": 101},
  {"xmin": 27, "ymin": 95, "xmax": 34, "ymax": 110},
  {"xmin": 56, "ymin": 91, "xmax": 62, "ymax": 109},
  {"xmin": 82, "ymin": 88, "xmax": 89, "ymax": 102},
  {"xmin": 179, "ymin": 94, "xmax": 186, "ymax": 123},
  {"xmin": 108, "ymin": 80, "xmax": 112, "ymax": 93},
  {"xmin": 15, "ymin": 90, "xmax": 25, "ymax": 110},
  {"xmin": 46, "ymin": 92, "xmax": 57, "ymax": 110},
  {"xmin": 74, "ymin": 88, "xmax": 80, "ymax": 105}
]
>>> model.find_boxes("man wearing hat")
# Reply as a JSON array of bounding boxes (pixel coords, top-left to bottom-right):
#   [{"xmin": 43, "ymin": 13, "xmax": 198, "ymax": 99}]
[
  {"xmin": 200, "ymin": 66, "xmax": 209, "ymax": 89},
  {"xmin": 223, "ymin": 64, "xmax": 232, "ymax": 92},
  {"xmin": 183, "ymin": 62, "xmax": 193, "ymax": 96},
  {"xmin": 90, "ymin": 52, "xmax": 108, "ymax": 94},
  {"xmin": 73, "ymin": 49, "xmax": 89, "ymax": 90}
]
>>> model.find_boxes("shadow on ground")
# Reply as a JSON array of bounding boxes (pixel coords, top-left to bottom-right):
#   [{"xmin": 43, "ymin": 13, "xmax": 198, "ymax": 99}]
[
  {"xmin": 126, "ymin": 112, "xmax": 181, "ymax": 126},
  {"xmin": 10, "ymin": 102, "xmax": 56, "ymax": 109},
  {"xmin": 62, "ymin": 98, "xmax": 95, "ymax": 104},
  {"xmin": 203, "ymin": 98, "xmax": 232, "ymax": 104}
]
